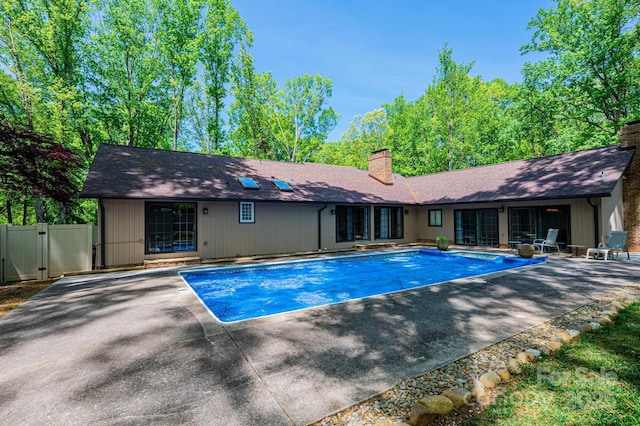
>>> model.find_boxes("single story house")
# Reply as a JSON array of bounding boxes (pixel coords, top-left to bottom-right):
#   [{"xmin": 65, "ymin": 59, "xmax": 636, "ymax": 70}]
[{"xmin": 80, "ymin": 122, "xmax": 640, "ymax": 268}]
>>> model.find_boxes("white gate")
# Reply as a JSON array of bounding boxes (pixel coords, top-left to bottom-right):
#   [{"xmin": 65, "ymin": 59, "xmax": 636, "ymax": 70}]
[{"xmin": 0, "ymin": 223, "xmax": 94, "ymax": 284}]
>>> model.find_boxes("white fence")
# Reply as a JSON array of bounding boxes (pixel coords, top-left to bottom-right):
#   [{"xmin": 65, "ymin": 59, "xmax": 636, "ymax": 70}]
[{"xmin": 0, "ymin": 223, "xmax": 95, "ymax": 284}]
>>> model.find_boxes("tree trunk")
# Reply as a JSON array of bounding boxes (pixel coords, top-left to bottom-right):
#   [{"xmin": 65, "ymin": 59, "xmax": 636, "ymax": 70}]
[
  {"xmin": 60, "ymin": 202, "xmax": 66, "ymax": 223},
  {"xmin": 22, "ymin": 199, "xmax": 27, "ymax": 225},
  {"xmin": 35, "ymin": 194, "xmax": 43, "ymax": 223},
  {"xmin": 6, "ymin": 199, "xmax": 12, "ymax": 224}
]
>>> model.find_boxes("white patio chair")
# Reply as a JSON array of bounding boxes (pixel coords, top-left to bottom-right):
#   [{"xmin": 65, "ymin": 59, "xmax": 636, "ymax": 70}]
[{"xmin": 533, "ymin": 228, "xmax": 560, "ymax": 253}]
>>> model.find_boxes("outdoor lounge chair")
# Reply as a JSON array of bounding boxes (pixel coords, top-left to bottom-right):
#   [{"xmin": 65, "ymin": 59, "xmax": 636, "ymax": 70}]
[
  {"xmin": 533, "ymin": 228, "xmax": 560, "ymax": 253},
  {"xmin": 586, "ymin": 231, "xmax": 630, "ymax": 261}
]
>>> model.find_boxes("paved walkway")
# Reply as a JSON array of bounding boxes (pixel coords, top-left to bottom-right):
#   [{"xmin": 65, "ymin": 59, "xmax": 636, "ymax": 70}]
[{"xmin": 1, "ymin": 253, "xmax": 639, "ymax": 425}]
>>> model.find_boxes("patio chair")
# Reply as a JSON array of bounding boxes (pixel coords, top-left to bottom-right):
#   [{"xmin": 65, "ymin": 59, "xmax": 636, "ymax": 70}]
[
  {"xmin": 604, "ymin": 231, "xmax": 630, "ymax": 260},
  {"xmin": 533, "ymin": 228, "xmax": 560, "ymax": 253},
  {"xmin": 585, "ymin": 231, "xmax": 629, "ymax": 261}
]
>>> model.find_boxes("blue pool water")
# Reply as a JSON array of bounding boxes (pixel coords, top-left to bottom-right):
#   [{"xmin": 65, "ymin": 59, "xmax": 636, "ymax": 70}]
[{"xmin": 180, "ymin": 249, "xmax": 545, "ymax": 323}]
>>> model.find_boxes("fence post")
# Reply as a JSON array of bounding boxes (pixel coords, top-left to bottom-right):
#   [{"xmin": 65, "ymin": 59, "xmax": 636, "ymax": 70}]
[
  {"xmin": 86, "ymin": 222, "xmax": 94, "ymax": 271},
  {"xmin": 36, "ymin": 223, "xmax": 49, "ymax": 280},
  {"xmin": 0, "ymin": 225, "xmax": 6, "ymax": 284}
]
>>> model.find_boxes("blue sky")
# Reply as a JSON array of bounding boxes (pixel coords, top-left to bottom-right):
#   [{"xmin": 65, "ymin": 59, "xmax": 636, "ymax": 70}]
[{"xmin": 231, "ymin": 0, "xmax": 555, "ymax": 141}]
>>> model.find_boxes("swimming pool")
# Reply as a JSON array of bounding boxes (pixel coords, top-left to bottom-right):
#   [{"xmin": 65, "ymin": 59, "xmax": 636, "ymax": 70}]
[{"xmin": 180, "ymin": 249, "xmax": 545, "ymax": 323}]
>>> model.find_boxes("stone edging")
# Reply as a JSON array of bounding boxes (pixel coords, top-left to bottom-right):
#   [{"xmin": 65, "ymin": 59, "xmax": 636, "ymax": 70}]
[{"xmin": 314, "ymin": 286, "xmax": 640, "ymax": 426}]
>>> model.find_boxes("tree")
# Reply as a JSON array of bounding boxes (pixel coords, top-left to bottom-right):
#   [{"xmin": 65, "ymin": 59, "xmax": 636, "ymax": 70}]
[
  {"xmin": 314, "ymin": 109, "xmax": 391, "ymax": 169},
  {"xmin": 192, "ymin": 0, "xmax": 251, "ymax": 153},
  {"xmin": 426, "ymin": 45, "xmax": 490, "ymax": 171},
  {"xmin": 0, "ymin": 0, "xmax": 92, "ymax": 222},
  {"xmin": 229, "ymin": 49, "xmax": 275, "ymax": 158},
  {"xmin": 89, "ymin": 0, "xmax": 171, "ymax": 149},
  {"xmin": 155, "ymin": 0, "xmax": 200, "ymax": 150},
  {"xmin": 384, "ymin": 95, "xmax": 436, "ymax": 176},
  {"xmin": 522, "ymin": 0, "xmax": 640, "ymax": 140},
  {"xmin": 0, "ymin": 119, "xmax": 80, "ymax": 222},
  {"xmin": 268, "ymin": 74, "xmax": 338, "ymax": 162}
]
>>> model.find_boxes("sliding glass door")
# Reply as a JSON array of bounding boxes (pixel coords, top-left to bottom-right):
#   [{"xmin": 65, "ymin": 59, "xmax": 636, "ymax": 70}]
[
  {"xmin": 508, "ymin": 206, "xmax": 570, "ymax": 245},
  {"xmin": 455, "ymin": 208, "xmax": 499, "ymax": 247}
]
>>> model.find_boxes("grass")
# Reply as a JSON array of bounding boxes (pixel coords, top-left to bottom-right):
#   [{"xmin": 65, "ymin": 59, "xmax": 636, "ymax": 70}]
[
  {"xmin": 466, "ymin": 302, "xmax": 640, "ymax": 426},
  {"xmin": 0, "ymin": 281, "xmax": 54, "ymax": 317}
]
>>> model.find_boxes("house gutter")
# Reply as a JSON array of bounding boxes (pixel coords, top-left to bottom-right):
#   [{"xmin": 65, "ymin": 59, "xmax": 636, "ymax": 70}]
[
  {"xmin": 317, "ymin": 204, "xmax": 327, "ymax": 250},
  {"xmin": 587, "ymin": 197, "xmax": 599, "ymax": 246},
  {"xmin": 99, "ymin": 198, "xmax": 106, "ymax": 269}
]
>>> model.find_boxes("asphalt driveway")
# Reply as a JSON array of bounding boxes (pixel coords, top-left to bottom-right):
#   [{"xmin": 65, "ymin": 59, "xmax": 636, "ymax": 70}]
[{"xmin": 1, "ymin": 253, "xmax": 639, "ymax": 425}]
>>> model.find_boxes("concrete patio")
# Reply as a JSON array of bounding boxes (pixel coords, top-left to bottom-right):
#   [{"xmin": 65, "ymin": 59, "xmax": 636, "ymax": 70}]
[{"xmin": 1, "ymin": 252, "xmax": 639, "ymax": 425}]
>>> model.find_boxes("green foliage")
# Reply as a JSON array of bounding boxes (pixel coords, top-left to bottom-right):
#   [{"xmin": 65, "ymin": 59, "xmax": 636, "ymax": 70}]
[
  {"xmin": 1, "ymin": 0, "xmax": 639, "ymax": 224},
  {"xmin": 314, "ymin": 109, "xmax": 389, "ymax": 169},
  {"xmin": 521, "ymin": 0, "xmax": 640, "ymax": 142},
  {"xmin": 469, "ymin": 302, "xmax": 640, "ymax": 425},
  {"xmin": 231, "ymin": 71, "xmax": 338, "ymax": 162},
  {"xmin": 88, "ymin": 0, "xmax": 172, "ymax": 149},
  {"xmin": 191, "ymin": 0, "xmax": 251, "ymax": 154}
]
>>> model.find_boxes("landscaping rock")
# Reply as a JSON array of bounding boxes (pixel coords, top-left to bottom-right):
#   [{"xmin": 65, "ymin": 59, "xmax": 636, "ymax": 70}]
[
  {"xmin": 516, "ymin": 351, "xmax": 534, "ymax": 364},
  {"xmin": 479, "ymin": 371, "xmax": 501, "ymax": 388},
  {"xmin": 598, "ymin": 310, "xmax": 616, "ymax": 318},
  {"xmin": 408, "ymin": 403, "xmax": 437, "ymax": 426},
  {"xmin": 568, "ymin": 329, "xmax": 581, "ymax": 341},
  {"xmin": 591, "ymin": 316, "xmax": 611, "ymax": 325},
  {"xmin": 554, "ymin": 331, "xmax": 573, "ymax": 343},
  {"xmin": 496, "ymin": 368, "xmax": 511, "ymax": 381},
  {"xmin": 574, "ymin": 323, "xmax": 593, "ymax": 333},
  {"xmin": 418, "ymin": 395, "xmax": 454, "ymax": 415},
  {"xmin": 538, "ymin": 345, "xmax": 550, "ymax": 355},
  {"xmin": 589, "ymin": 321, "xmax": 603, "ymax": 330},
  {"xmin": 471, "ymin": 379, "xmax": 486, "ymax": 398},
  {"xmin": 441, "ymin": 387, "xmax": 472, "ymax": 408},
  {"xmin": 546, "ymin": 341, "xmax": 563, "ymax": 352},
  {"xmin": 609, "ymin": 301, "xmax": 625, "ymax": 310},
  {"xmin": 507, "ymin": 358, "xmax": 522, "ymax": 374},
  {"xmin": 525, "ymin": 348, "xmax": 541, "ymax": 358}
]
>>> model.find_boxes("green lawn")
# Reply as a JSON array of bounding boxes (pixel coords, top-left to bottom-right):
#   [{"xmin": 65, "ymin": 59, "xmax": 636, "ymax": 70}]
[{"xmin": 467, "ymin": 302, "xmax": 640, "ymax": 425}]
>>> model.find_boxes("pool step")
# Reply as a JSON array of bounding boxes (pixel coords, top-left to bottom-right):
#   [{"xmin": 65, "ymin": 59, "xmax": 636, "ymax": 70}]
[
  {"xmin": 354, "ymin": 242, "xmax": 398, "ymax": 250},
  {"xmin": 143, "ymin": 256, "xmax": 201, "ymax": 268}
]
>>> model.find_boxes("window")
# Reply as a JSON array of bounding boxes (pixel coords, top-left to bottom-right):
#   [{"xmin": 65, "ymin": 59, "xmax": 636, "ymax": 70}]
[
  {"xmin": 429, "ymin": 209, "xmax": 442, "ymax": 227},
  {"xmin": 239, "ymin": 201, "xmax": 255, "ymax": 223},
  {"xmin": 375, "ymin": 207, "xmax": 403, "ymax": 239},
  {"xmin": 272, "ymin": 179, "xmax": 293, "ymax": 191},
  {"xmin": 146, "ymin": 203, "xmax": 196, "ymax": 253},
  {"xmin": 336, "ymin": 206, "xmax": 369, "ymax": 242},
  {"xmin": 239, "ymin": 177, "xmax": 259, "ymax": 189}
]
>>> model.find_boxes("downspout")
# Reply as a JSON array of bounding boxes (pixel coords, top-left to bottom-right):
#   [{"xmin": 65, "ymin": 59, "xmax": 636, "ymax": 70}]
[
  {"xmin": 587, "ymin": 197, "xmax": 599, "ymax": 246},
  {"xmin": 99, "ymin": 198, "xmax": 106, "ymax": 269},
  {"xmin": 317, "ymin": 204, "xmax": 327, "ymax": 250}
]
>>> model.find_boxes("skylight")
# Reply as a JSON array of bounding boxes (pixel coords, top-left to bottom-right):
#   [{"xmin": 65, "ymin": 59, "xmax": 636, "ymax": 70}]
[
  {"xmin": 272, "ymin": 179, "xmax": 293, "ymax": 192},
  {"xmin": 238, "ymin": 177, "xmax": 259, "ymax": 189}
]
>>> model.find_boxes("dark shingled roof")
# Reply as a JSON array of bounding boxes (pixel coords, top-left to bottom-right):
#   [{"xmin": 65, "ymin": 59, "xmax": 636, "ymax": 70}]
[
  {"xmin": 407, "ymin": 144, "xmax": 634, "ymax": 204},
  {"xmin": 80, "ymin": 143, "xmax": 635, "ymax": 205},
  {"xmin": 80, "ymin": 144, "xmax": 417, "ymax": 204}
]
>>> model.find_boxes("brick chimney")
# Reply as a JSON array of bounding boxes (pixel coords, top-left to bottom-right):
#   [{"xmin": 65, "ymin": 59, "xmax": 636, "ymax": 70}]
[
  {"xmin": 368, "ymin": 148, "xmax": 393, "ymax": 185},
  {"xmin": 621, "ymin": 120, "xmax": 640, "ymax": 251}
]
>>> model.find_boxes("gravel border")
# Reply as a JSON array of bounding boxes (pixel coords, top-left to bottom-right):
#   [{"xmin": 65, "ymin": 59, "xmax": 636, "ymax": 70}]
[{"xmin": 312, "ymin": 284, "xmax": 640, "ymax": 426}]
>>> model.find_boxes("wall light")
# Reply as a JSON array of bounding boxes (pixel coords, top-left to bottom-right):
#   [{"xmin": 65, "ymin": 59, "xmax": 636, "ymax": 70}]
[
  {"xmin": 203, "ymin": 207, "xmax": 209, "ymax": 215},
  {"xmin": 404, "ymin": 209, "xmax": 409, "ymax": 215},
  {"xmin": 499, "ymin": 206, "xmax": 505, "ymax": 213},
  {"xmin": 330, "ymin": 209, "xmax": 336, "ymax": 215}
]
